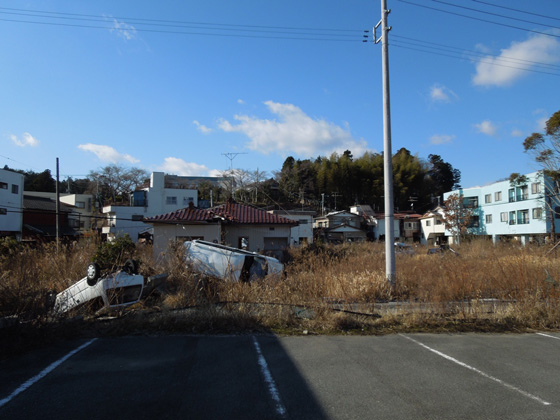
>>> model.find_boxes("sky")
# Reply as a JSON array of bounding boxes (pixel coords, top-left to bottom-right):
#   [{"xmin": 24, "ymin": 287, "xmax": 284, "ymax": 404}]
[{"xmin": 1, "ymin": 0, "xmax": 560, "ymax": 191}]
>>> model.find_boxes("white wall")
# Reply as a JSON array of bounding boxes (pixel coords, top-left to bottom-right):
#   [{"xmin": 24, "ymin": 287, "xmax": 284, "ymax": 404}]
[
  {"xmin": 151, "ymin": 223, "xmax": 221, "ymax": 260},
  {"xmin": 0, "ymin": 169, "xmax": 23, "ymax": 237}
]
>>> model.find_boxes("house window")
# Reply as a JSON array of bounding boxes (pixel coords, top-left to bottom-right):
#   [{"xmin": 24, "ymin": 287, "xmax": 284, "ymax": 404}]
[
  {"xmin": 75, "ymin": 201, "xmax": 85, "ymax": 209},
  {"xmin": 516, "ymin": 185, "xmax": 528, "ymax": 201},
  {"xmin": 0, "ymin": 182, "xmax": 7, "ymax": 190},
  {"xmin": 509, "ymin": 211, "xmax": 516, "ymax": 225},
  {"xmin": 531, "ymin": 183, "xmax": 541, "ymax": 194},
  {"xmin": 517, "ymin": 210, "xmax": 529, "ymax": 225},
  {"xmin": 239, "ymin": 237, "xmax": 249, "ymax": 249},
  {"xmin": 0, "ymin": 208, "xmax": 6, "ymax": 215},
  {"xmin": 464, "ymin": 196, "xmax": 478, "ymax": 208},
  {"xmin": 11, "ymin": 184, "xmax": 18, "ymax": 194},
  {"xmin": 426, "ymin": 220, "xmax": 431, "ymax": 226},
  {"xmin": 182, "ymin": 197, "xmax": 194, "ymax": 205},
  {"xmin": 485, "ymin": 194, "xmax": 491, "ymax": 204},
  {"xmin": 508, "ymin": 189, "xmax": 515, "ymax": 202},
  {"xmin": 485, "ymin": 214, "xmax": 492, "ymax": 224},
  {"xmin": 495, "ymin": 191, "xmax": 502, "ymax": 201},
  {"xmin": 131, "ymin": 215, "xmax": 144, "ymax": 221},
  {"xmin": 298, "ymin": 219, "xmax": 308, "ymax": 224},
  {"xmin": 469, "ymin": 215, "xmax": 480, "ymax": 228},
  {"xmin": 532, "ymin": 208, "xmax": 542, "ymax": 219},
  {"xmin": 500, "ymin": 212, "xmax": 508, "ymax": 223},
  {"xmin": 166, "ymin": 196, "xmax": 177, "ymax": 205},
  {"xmin": 436, "ymin": 219, "xmax": 442, "ymax": 225}
]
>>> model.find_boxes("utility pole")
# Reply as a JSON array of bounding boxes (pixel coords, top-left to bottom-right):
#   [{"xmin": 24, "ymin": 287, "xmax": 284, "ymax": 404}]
[
  {"xmin": 55, "ymin": 158, "xmax": 60, "ymax": 252},
  {"xmin": 374, "ymin": 0, "xmax": 396, "ymax": 286}
]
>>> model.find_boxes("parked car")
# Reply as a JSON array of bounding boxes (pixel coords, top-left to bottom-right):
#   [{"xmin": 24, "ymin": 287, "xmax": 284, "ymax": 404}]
[
  {"xmin": 394, "ymin": 242, "xmax": 415, "ymax": 255},
  {"xmin": 183, "ymin": 240, "xmax": 284, "ymax": 282},
  {"xmin": 53, "ymin": 260, "xmax": 167, "ymax": 314}
]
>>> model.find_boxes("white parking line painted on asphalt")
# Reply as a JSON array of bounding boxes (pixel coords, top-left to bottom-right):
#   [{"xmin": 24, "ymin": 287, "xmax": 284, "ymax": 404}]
[
  {"xmin": 252, "ymin": 336, "xmax": 287, "ymax": 418},
  {"xmin": 0, "ymin": 338, "xmax": 98, "ymax": 409},
  {"xmin": 400, "ymin": 334, "xmax": 552, "ymax": 406},
  {"xmin": 537, "ymin": 333, "xmax": 560, "ymax": 341}
]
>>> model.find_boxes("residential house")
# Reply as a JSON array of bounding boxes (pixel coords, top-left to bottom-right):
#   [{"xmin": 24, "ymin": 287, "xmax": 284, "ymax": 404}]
[
  {"xmin": 443, "ymin": 171, "xmax": 558, "ymax": 245},
  {"xmin": 350, "ymin": 204, "xmax": 377, "ymax": 240},
  {"xmin": 0, "ymin": 169, "xmax": 24, "ymax": 239},
  {"xmin": 267, "ymin": 210, "xmax": 315, "ymax": 246},
  {"xmin": 23, "ymin": 192, "xmax": 95, "ymax": 234},
  {"xmin": 313, "ymin": 210, "xmax": 366, "ymax": 243},
  {"xmin": 397, "ymin": 213, "xmax": 423, "ymax": 242},
  {"xmin": 373, "ymin": 213, "xmax": 401, "ymax": 242},
  {"xmin": 419, "ymin": 206, "xmax": 446, "ymax": 246},
  {"xmin": 102, "ymin": 172, "xmax": 199, "ymax": 242},
  {"xmin": 22, "ymin": 195, "xmax": 80, "ymax": 242},
  {"xmin": 145, "ymin": 201, "xmax": 298, "ymax": 261}
]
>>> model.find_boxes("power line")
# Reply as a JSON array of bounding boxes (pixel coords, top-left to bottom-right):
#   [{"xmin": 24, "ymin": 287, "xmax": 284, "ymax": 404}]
[
  {"xmin": 0, "ymin": 6, "xmax": 361, "ymax": 33},
  {"xmin": 391, "ymin": 34, "xmax": 560, "ymax": 72},
  {"xmin": 431, "ymin": 0, "xmax": 560, "ymax": 31},
  {"xmin": 472, "ymin": 0, "xmax": 560, "ymax": 23},
  {"xmin": 396, "ymin": 0, "xmax": 560, "ymax": 39},
  {"xmin": 391, "ymin": 42, "xmax": 560, "ymax": 77},
  {"xmin": 0, "ymin": 7, "xmax": 365, "ymax": 42}
]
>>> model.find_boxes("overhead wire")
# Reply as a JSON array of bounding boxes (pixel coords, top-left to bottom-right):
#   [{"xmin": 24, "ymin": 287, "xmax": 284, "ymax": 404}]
[
  {"xmin": 0, "ymin": 7, "xmax": 364, "ymax": 42},
  {"xmin": 431, "ymin": 0, "xmax": 560, "ymax": 31},
  {"xmin": 471, "ymin": 0, "xmax": 560, "ymax": 23},
  {"xmin": 396, "ymin": 0, "xmax": 560, "ymax": 39}
]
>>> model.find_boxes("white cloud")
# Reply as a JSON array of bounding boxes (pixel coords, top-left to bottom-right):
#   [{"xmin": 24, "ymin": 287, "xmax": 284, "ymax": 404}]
[
  {"xmin": 511, "ymin": 129, "xmax": 524, "ymax": 137},
  {"xmin": 429, "ymin": 84, "xmax": 458, "ymax": 103},
  {"xmin": 218, "ymin": 101, "xmax": 368, "ymax": 157},
  {"xmin": 474, "ymin": 120, "xmax": 498, "ymax": 136},
  {"xmin": 78, "ymin": 143, "xmax": 139, "ymax": 163},
  {"xmin": 473, "ymin": 34, "xmax": 560, "ymax": 87},
  {"xmin": 106, "ymin": 17, "xmax": 137, "ymax": 41},
  {"xmin": 193, "ymin": 120, "xmax": 213, "ymax": 134},
  {"xmin": 429, "ymin": 134, "xmax": 455, "ymax": 145},
  {"xmin": 9, "ymin": 132, "xmax": 39, "ymax": 147},
  {"xmin": 156, "ymin": 157, "xmax": 213, "ymax": 176},
  {"xmin": 237, "ymin": 99, "xmax": 245, "ymax": 105}
]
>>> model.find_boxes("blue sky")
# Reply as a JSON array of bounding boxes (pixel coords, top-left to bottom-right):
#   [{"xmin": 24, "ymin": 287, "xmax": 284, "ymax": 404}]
[{"xmin": 1, "ymin": 0, "xmax": 559, "ymax": 190}]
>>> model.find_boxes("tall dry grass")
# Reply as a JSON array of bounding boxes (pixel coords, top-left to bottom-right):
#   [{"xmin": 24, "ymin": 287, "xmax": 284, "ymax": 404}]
[{"xmin": 1, "ymin": 238, "xmax": 559, "ymax": 334}]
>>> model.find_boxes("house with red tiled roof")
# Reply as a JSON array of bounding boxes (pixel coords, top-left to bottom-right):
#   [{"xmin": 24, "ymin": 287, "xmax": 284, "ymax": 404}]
[{"xmin": 144, "ymin": 201, "xmax": 298, "ymax": 260}]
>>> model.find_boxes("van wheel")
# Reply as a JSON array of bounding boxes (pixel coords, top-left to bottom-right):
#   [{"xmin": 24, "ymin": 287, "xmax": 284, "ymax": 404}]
[
  {"xmin": 123, "ymin": 259, "xmax": 139, "ymax": 275},
  {"xmin": 86, "ymin": 262, "xmax": 101, "ymax": 286}
]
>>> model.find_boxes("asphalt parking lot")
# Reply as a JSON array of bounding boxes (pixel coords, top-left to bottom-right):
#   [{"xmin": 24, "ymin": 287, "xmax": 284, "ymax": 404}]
[{"xmin": 1, "ymin": 332, "xmax": 559, "ymax": 419}]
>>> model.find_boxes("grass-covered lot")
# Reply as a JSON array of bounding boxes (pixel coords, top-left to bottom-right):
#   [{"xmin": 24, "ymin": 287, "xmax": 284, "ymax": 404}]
[{"xmin": 1, "ymin": 237, "xmax": 559, "ymax": 357}]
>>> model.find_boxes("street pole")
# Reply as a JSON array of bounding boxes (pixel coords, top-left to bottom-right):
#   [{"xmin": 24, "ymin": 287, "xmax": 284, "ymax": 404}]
[
  {"xmin": 375, "ymin": 0, "xmax": 396, "ymax": 285},
  {"xmin": 55, "ymin": 158, "xmax": 60, "ymax": 252}
]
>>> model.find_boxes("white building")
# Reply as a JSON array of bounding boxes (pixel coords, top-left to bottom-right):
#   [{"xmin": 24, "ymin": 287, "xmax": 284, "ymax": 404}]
[
  {"xmin": 267, "ymin": 210, "xmax": 315, "ymax": 246},
  {"xmin": 443, "ymin": 171, "xmax": 558, "ymax": 245},
  {"xmin": 103, "ymin": 172, "xmax": 198, "ymax": 242},
  {"xmin": 0, "ymin": 169, "xmax": 24, "ymax": 239},
  {"xmin": 419, "ymin": 206, "xmax": 446, "ymax": 246}
]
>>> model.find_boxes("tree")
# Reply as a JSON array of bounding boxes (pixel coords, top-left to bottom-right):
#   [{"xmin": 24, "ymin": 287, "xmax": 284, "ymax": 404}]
[
  {"xmin": 441, "ymin": 193, "xmax": 473, "ymax": 245},
  {"xmin": 88, "ymin": 165, "xmax": 149, "ymax": 204},
  {"xmin": 523, "ymin": 109, "xmax": 560, "ymax": 239},
  {"xmin": 427, "ymin": 154, "xmax": 461, "ymax": 204}
]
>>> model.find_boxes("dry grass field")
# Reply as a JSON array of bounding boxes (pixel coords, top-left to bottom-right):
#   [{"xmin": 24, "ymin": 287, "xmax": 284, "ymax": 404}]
[{"xmin": 1, "ymin": 237, "xmax": 559, "ymax": 356}]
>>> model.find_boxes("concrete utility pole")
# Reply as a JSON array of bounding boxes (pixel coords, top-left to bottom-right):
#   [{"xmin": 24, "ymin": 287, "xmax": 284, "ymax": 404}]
[
  {"xmin": 374, "ymin": 0, "xmax": 396, "ymax": 285},
  {"xmin": 55, "ymin": 158, "xmax": 60, "ymax": 252}
]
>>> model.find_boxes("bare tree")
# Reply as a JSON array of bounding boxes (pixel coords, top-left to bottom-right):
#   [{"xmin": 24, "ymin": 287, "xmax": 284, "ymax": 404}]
[
  {"xmin": 88, "ymin": 165, "xmax": 149, "ymax": 205},
  {"xmin": 441, "ymin": 193, "xmax": 473, "ymax": 245}
]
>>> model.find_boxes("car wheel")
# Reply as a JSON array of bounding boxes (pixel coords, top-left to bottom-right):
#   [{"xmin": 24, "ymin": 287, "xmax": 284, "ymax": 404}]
[
  {"xmin": 86, "ymin": 262, "xmax": 101, "ymax": 286},
  {"xmin": 123, "ymin": 259, "xmax": 139, "ymax": 275}
]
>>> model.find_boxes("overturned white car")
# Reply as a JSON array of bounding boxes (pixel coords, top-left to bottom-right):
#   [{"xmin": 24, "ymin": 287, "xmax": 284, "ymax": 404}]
[
  {"xmin": 53, "ymin": 260, "xmax": 167, "ymax": 314},
  {"xmin": 183, "ymin": 240, "xmax": 284, "ymax": 282}
]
